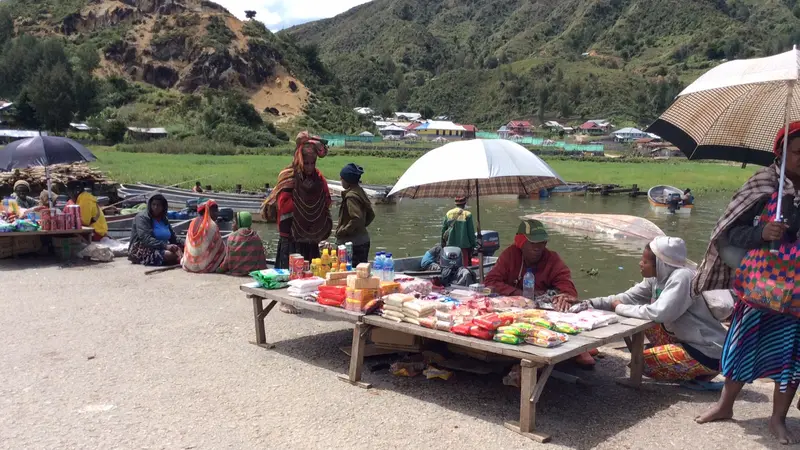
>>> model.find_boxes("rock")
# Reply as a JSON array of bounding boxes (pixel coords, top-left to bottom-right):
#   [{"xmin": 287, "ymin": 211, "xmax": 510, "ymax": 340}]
[
  {"xmin": 288, "ymin": 80, "xmax": 298, "ymax": 92},
  {"xmin": 151, "ymin": 34, "xmax": 187, "ymax": 61},
  {"xmin": 265, "ymin": 107, "xmax": 280, "ymax": 115},
  {"xmin": 143, "ymin": 64, "xmax": 179, "ymax": 89}
]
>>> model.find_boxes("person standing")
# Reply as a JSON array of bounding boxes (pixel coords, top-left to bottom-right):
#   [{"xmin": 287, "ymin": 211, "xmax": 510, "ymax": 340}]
[
  {"xmin": 335, "ymin": 163, "xmax": 375, "ymax": 266},
  {"xmin": 262, "ymin": 132, "xmax": 332, "ymax": 314},
  {"xmin": 441, "ymin": 196, "xmax": 476, "ymax": 267},
  {"xmin": 695, "ymin": 122, "xmax": 800, "ymax": 445},
  {"xmin": 67, "ymin": 181, "xmax": 108, "ymax": 241}
]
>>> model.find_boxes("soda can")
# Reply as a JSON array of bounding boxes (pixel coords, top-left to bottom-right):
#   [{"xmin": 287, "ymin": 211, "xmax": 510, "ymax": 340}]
[
  {"xmin": 289, "ymin": 254, "xmax": 304, "ymax": 280},
  {"xmin": 40, "ymin": 208, "xmax": 52, "ymax": 231},
  {"xmin": 64, "ymin": 211, "xmax": 75, "ymax": 230},
  {"xmin": 55, "ymin": 214, "xmax": 66, "ymax": 231},
  {"xmin": 66, "ymin": 205, "xmax": 82, "ymax": 229},
  {"xmin": 345, "ymin": 242, "xmax": 353, "ymax": 264}
]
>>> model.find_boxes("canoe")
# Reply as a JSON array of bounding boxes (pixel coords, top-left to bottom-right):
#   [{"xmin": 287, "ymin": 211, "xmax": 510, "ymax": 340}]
[
  {"xmin": 648, "ymin": 185, "xmax": 693, "ymax": 215},
  {"xmin": 527, "ymin": 212, "xmax": 665, "ymax": 241},
  {"xmin": 263, "ymin": 255, "xmax": 497, "ymax": 278},
  {"xmin": 109, "ymin": 218, "xmax": 234, "ymax": 241},
  {"xmin": 118, "ymin": 183, "xmax": 266, "ymax": 213}
]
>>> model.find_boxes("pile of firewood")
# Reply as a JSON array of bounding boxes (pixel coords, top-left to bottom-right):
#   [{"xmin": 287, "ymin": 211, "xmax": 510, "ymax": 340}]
[{"xmin": 0, "ymin": 163, "xmax": 117, "ymax": 195}]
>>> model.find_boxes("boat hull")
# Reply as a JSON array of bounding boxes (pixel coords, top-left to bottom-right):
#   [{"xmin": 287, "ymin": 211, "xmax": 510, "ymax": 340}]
[{"xmin": 647, "ymin": 185, "xmax": 693, "ymax": 215}]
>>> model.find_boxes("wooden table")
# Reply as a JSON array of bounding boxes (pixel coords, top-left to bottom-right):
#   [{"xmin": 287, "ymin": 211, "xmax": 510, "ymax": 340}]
[
  {"xmin": 0, "ymin": 227, "xmax": 95, "ymax": 237},
  {"xmin": 360, "ymin": 315, "xmax": 653, "ymax": 443},
  {"xmin": 240, "ymin": 283, "xmax": 372, "ymax": 388}
]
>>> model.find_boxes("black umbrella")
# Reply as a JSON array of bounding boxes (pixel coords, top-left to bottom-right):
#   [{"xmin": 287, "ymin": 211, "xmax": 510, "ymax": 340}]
[
  {"xmin": 0, "ymin": 136, "xmax": 97, "ymax": 207},
  {"xmin": 0, "ymin": 136, "xmax": 96, "ymax": 171}
]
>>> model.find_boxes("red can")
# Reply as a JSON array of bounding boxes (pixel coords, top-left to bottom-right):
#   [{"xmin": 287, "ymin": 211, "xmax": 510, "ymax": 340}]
[
  {"xmin": 289, "ymin": 254, "xmax": 304, "ymax": 280},
  {"xmin": 64, "ymin": 212, "xmax": 75, "ymax": 230},
  {"xmin": 55, "ymin": 214, "xmax": 66, "ymax": 231},
  {"xmin": 40, "ymin": 208, "xmax": 52, "ymax": 231},
  {"xmin": 66, "ymin": 205, "xmax": 82, "ymax": 229}
]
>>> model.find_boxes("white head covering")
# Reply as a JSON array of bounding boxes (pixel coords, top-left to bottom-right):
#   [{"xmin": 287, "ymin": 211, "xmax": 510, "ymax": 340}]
[{"xmin": 649, "ymin": 236, "xmax": 693, "ymax": 284}]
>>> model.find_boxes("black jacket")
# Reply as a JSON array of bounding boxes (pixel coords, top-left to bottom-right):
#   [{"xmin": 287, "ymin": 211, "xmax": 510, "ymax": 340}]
[{"xmin": 129, "ymin": 194, "xmax": 183, "ymax": 250}]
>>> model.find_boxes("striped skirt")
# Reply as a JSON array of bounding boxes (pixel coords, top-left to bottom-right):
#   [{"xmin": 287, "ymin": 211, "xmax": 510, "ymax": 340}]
[{"xmin": 721, "ymin": 301, "xmax": 800, "ymax": 392}]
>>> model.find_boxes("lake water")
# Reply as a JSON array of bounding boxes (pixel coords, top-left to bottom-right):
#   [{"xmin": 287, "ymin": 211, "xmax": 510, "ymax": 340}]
[{"xmin": 253, "ymin": 193, "xmax": 733, "ymax": 299}]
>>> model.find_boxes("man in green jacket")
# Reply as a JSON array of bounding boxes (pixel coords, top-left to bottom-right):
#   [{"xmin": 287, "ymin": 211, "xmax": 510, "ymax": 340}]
[
  {"xmin": 336, "ymin": 163, "xmax": 375, "ymax": 266},
  {"xmin": 441, "ymin": 196, "xmax": 477, "ymax": 267}
]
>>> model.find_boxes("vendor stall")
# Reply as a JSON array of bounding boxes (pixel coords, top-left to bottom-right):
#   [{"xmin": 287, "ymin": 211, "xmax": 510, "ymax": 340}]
[{"xmin": 0, "ymin": 227, "xmax": 94, "ymax": 258}]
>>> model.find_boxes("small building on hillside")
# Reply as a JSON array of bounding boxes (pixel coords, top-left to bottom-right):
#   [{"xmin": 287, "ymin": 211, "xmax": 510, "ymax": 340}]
[
  {"xmin": 379, "ymin": 124, "xmax": 406, "ymax": 137},
  {"xmin": 542, "ymin": 121, "xmax": 564, "ymax": 131},
  {"xmin": 354, "ymin": 107, "xmax": 374, "ymax": 115},
  {"xmin": 612, "ymin": 127, "xmax": 649, "ymax": 142},
  {"xmin": 507, "ymin": 120, "xmax": 533, "ymax": 136},
  {"xmin": 394, "ymin": 112, "xmax": 422, "ymax": 122},
  {"xmin": 415, "ymin": 121, "xmax": 466, "ymax": 139},
  {"xmin": 0, "ymin": 129, "xmax": 47, "ymax": 144},
  {"xmin": 128, "ymin": 127, "xmax": 168, "ymax": 141},
  {"xmin": 70, "ymin": 123, "xmax": 95, "ymax": 132},
  {"xmin": 459, "ymin": 124, "xmax": 478, "ymax": 139},
  {"xmin": 497, "ymin": 125, "xmax": 510, "ymax": 139},
  {"xmin": 579, "ymin": 120, "xmax": 613, "ymax": 136}
]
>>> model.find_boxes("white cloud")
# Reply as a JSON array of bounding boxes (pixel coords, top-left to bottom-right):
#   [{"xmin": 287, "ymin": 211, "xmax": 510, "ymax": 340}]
[{"xmin": 214, "ymin": 0, "xmax": 372, "ymax": 29}]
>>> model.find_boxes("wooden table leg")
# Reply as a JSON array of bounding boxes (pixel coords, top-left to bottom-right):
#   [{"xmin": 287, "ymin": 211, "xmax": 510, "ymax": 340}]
[
  {"xmin": 504, "ymin": 359, "xmax": 551, "ymax": 443},
  {"xmin": 337, "ymin": 321, "xmax": 372, "ymax": 389},
  {"xmin": 248, "ymin": 295, "xmax": 276, "ymax": 349},
  {"xmin": 617, "ymin": 330, "xmax": 646, "ymax": 389}
]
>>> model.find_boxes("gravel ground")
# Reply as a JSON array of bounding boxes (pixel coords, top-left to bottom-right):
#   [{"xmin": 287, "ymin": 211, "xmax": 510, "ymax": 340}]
[{"xmin": 1, "ymin": 258, "xmax": 797, "ymax": 449}]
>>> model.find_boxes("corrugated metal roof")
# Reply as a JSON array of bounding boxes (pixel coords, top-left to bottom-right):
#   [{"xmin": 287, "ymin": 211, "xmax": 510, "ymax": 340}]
[
  {"xmin": 416, "ymin": 121, "xmax": 466, "ymax": 131},
  {"xmin": 128, "ymin": 127, "xmax": 168, "ymax": 134},
  {"xmin": 0, "ymin": 130, "xmax": 47, "ymax": 138}
]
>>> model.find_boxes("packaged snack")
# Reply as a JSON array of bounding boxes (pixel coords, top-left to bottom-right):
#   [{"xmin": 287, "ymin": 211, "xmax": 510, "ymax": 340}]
[
  {"xmin": 318, "ymin": 296, "xmax": 345, "ymax": 307},
  {"xmin": 435, "ymin": 320, "xmax": 452, "ymax": 332},
  {"xmin": 511, "ymin": 322, "xmax": 536, "ymax": 334},
  {"xmin": 474, "ymin": 313, "xmax": 513, "ymax": 331},
  {"xmin": 524, "ymin": 327, "xmax": 569, "ymax": 348},
  {"xmin": 423, "ymin": 366, "xmax": 453, "ymax": 380},
  {"xmin": 451, "ymin": 322, "xmax": 472, "ymax": 336},
  {"xmin": 469, "ymin": 325, "xmax": 494, "ymax": 340},
  {"xmin": 554, "ymin": 322, "xmax": 580, "ymax": 335},
  {"xmin": 390, "ymin": 361, "xmax": 425, "ymax": 377},
  {"xmin": 380, "ymin": 281, "xmax": 401, "ymax": 297},
  {"xmin": 419, "ymin": 317, "xmax": 437, "ymax": 329},
  {"xmin": 249, "ymin": 269, "xmax": 290, "ymax": 289},
  {"xmin": 493, "ymin": 333, "xmax": 522, "ymax": 345},
  {"xmin": 518, "ymin": 317, "xmax": 555, "ymax": 330},
  {"xmin": 497, "ymin": 325, "xmax": 526, "ymax": 337}
]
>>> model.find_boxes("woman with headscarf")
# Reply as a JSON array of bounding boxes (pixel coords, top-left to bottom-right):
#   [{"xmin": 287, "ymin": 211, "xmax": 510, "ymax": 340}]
[
  {"xmin": 219, "ymin": 211, "xmax": 267, "ymax": 276},
  {"xmin": 12, "ymin": 180, "xmax": 37, "ymax": 209},
  {"xmin": 67, "ymin": 181, "xmax": 108, "ymax": 241},
  {"xmin": 262, "ymin": 132, "xmax": 332, "ymax": 313},
  {"xmin": 695, "ymin": 123, "xmax": 800, "ymax": 444},
  {"xmin": 568, "ymin": 237, "xmax": 727, "ymax": 384},
  {"xmin": 182, "ymin": 200, "xmax": 226, "ymax": 274},
  {"xmin": 336, "ymin": 163, "xmax": 375, "ymax": 266},
  {"xmin": 129, "ymin": 194, "xmax": 183, "ymax": 266}
]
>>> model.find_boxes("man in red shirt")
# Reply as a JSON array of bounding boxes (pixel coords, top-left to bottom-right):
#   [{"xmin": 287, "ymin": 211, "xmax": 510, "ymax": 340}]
[{"xmin": 485, "ymin": 219, "xmax": 596, "ymax": 366}]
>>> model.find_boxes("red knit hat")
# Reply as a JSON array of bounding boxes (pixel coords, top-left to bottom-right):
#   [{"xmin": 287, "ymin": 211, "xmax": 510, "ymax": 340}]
[{"xmin": 773, "ymin": 121, "xmax": 800, "ymax": 156}]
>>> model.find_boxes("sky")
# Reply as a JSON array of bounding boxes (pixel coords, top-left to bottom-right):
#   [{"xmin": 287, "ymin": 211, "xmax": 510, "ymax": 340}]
[{"xmin": 215, "ymin": 0, "xmax": 373, "ymax": 30}]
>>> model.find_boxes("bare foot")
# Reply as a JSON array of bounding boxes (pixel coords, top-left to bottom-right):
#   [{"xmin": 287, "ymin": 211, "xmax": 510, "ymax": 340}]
[
  {"xmin": 279, "ymin": 303, "xmax": 301, "ymax": 315},
  {"xmin": 770, "ymin": 417, "xmax": 800, "ymax": 445},
  {"xmin": 695, "ymin": 404, "xmax": 733, "ymax": 424}
]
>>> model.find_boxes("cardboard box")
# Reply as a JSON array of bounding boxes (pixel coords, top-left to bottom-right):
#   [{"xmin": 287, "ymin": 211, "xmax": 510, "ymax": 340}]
[
  {"xmin": 371, "ymin": 328, "xmax": 419, "ymax": 348},
  {"xmin": 356, "ymin": 263, "xmax": 371, "ymax": 278},
  {"xmin": 350, "ymin": 288, "xmax": 378, "ymax": 302},
  {"xmin": 380, "ymin": 281, "xmax": 401, "ymax": 297},
  {"xmin": 347, "ymin": 275, "xmax": 380, "ymax": 290},
  {"xmin": 326, "ymin": 271, "xmax": 351, "ymax": 281}
]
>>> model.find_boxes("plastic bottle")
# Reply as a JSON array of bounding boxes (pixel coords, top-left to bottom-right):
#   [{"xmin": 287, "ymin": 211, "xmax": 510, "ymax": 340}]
[
  {"xmin": 321, "ymin": 249, "xmax": 331, "ymax": 278},
  {"xmin": 523, "ymin": 269, "xmax": 536, "ymax": 299},
  {"xmin": 384, "ymin": 253, "xmax": 395, "ymax": 282},
  {"xmin": 339, "ymin": 262, "xmax": 347, "ymax": 272},
  {"xmin": 331, "ymin": 251, "xmax": 339, "ymax": 273},
  {"xmin": 310, "ymin": 259, "xmax": 318, "ymax": 278},
  {"xmin": 372, "ymin": 252, "xmax": 383, "ymax": 278}
]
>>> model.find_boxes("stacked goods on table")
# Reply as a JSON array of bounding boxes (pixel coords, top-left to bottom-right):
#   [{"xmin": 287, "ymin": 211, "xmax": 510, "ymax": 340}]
[
  {"xmin": 0, "ymin": 198, "xmax": 83, "ymax": 233},
  {"xmin": 250, "ymin": 269, "xmax": 291, "ymax": 289},
  {"xmin": 0, "ymin": 164, "xmax": 115, "ymax": 195},
  {"xmin": 345, "ymin": 264, "xmax": 381, "ymax": 312}
]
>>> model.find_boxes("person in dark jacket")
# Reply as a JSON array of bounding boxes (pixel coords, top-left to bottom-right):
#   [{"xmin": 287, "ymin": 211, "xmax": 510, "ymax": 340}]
[
  {"xmin": 128, "ymin": 194, "xmax": 183, "ymax": 266},
  {"xmin": 335, "ymin": 163, "xmax": 375, "ymax": 266}
]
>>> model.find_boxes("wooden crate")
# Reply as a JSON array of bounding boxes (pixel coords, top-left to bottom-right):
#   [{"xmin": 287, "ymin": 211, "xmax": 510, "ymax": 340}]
[{"xmin": 0, "ymin": 235, "xmax": 43, "ymax": 259}]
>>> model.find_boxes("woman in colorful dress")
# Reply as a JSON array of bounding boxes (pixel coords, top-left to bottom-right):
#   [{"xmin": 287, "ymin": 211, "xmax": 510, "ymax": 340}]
[
  {"xmin": 262, "ymin": 132, "xmax": 332, "ymax": 313},
  {"xmin": 129, "ymin": 194, "xmax": 183, "ymax": 266},
  {"xmin": 182, "ymin": 199, "xmax": 226, "ymax": 273},
  {"xmin": 218, "ymin": 211, "xmax": 267, "ymax": 276},
  {"xmin": 695, "ymin": 122, "xmax": 800, "ymax": 445}
]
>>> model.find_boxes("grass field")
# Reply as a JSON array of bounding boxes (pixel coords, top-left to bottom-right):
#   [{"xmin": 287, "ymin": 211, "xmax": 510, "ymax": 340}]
[{"xmin": 90, "ymin": 147, "xmax": 757, "ymax": 193}]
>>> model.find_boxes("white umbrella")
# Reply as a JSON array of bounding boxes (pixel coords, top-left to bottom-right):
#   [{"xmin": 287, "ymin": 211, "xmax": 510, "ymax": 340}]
[
  {"xmin": 647, "ymin": 47, "xmax": 800, "ymax": 225},
  {"xmin": 389, "ymin": 139, "xmax": 564, "ymax": 280}
]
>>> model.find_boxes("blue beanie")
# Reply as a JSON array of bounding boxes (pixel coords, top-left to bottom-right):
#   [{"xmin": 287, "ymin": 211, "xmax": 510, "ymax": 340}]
[{"xmin": 340, "ymin": 163, "xmax": 364, "ymax": 184}]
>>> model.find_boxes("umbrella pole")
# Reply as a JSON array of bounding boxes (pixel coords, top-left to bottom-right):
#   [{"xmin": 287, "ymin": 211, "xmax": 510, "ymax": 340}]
[
  {"xmin": 46, "ymin": 165, "xmax": 52, "ymax": 208},
  {"xmin": 475, "ymin": 179, "xmax": 484, "ymax": 282},
  {"xmin": 772, "ymin": 80, "xmax": 794, "ymax": 254}
]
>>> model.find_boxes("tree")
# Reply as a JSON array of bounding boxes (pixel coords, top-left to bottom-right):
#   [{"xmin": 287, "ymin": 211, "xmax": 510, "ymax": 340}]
[
  {"xmin": 13, "ymin": 89, "xmax": 39, "ymax": 129},
  {"xmin": 72, "ymin": 43, "xmax": 101, "ymax": 73},
  {"xmin": 72, "ymin": 72, "xmax": 99, "ymax": 120},
  {"xmin": 29, "ymin": 63, "xmax": 75, "ymax": 131},
  {"xmin": 0, "ymin": 7, "xmax": 12, "ymax": 48},
  {"xmin": 395, "ymin": 82, "xmax": 410, "ymax": 110},
  {"xmin": 101, "ymin": 119, "xmax": 128, "ymax": 144},
  {"xmin": 245, "ymin": 10, "xmax": 257, "ymax": 20},
  {"xmin": 420, "ymin": 105, "xmax": 434, "ymax": 120},
  {"xmin": 485, "ymin": 56, "xmax": 499, "ymax": 69}
]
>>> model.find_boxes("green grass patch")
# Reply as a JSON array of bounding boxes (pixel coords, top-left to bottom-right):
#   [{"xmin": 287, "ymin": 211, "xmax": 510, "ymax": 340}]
[{"xmin": 90, "ymin": 147, "xmax": 756, "ymax": 193}]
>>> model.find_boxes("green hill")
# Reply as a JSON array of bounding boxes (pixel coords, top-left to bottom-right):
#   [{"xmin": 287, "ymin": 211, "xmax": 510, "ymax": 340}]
[{"xmin": 285, "ymin": 0, "xmax": 800, "ymax": 127}]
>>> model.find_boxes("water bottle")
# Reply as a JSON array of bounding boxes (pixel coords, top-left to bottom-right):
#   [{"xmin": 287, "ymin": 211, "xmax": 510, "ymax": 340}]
[
  {"xmin": 523, "ymin": 269, "xmax": 536, "ymax": 299},
  {"xmin": 372, "ymin": 252, "xmax": 383, "ymax": 278},
  {"xmin": 384, "ymin": 253, "xmax": 395, "ymax": 281}
]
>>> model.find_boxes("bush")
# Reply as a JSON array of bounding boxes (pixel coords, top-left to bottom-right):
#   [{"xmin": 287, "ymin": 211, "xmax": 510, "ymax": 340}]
[
  {"xmin": 211, "ymin": 123, "xmax": 283, "ymax": 147},
  {"xmin": 101, "ymin": 119, "xmax": 128, "ymax": 144}
]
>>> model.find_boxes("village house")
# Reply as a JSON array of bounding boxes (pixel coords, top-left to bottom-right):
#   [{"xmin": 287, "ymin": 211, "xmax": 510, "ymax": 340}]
[
  {"xmin": 127, "ymin": 127, "xmax": 168, "ymax": 141},
  {"xmin": 394, "ymin": 112, "xmax": 422, "ymax": 121},
  {"xmin": 353, "ymin": 107, "xmax": 374, "ymax": 115},
  {"xmin": 579, "ymin": 119, "xmax": 613, "ymax": 136},
  {"xmin": 612, "ymin": 127, "xmax": 649, "ymax": 142},
  {"xmin": 497, "ymin": 125, "xmax": 510, "ymax": 139},
  {"xmin": 415, "ymin": 120, "xmax": 466, "ymax": 139},
  {"xmin": 458, "ymin": 124, "xmax": 478, "ymax": 139},
  {"xmin": 506, "ymin": 120, "xmax": 533, "ymax": 136},
  {"xmin": 378, "ymin": 124, "xmax": 406, "ymax": 137},
  {"xmin": 0, "ymin": 129, "xmax": 47, "ymax": 144}
]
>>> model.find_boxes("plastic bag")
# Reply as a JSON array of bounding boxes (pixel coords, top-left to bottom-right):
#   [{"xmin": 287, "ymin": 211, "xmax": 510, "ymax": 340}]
[
  {"xmin": 474, "ymin": 313, "xmax": 514, "ymax": 331},
  {"xmin": 451, "ymin": 322, "xmax": 472, "ymax": 336},
  {"xmin": 78, "ymin": 244, "xmax": 114, "ymax": 262},
  {"xmin": 524, "ymin": 327, "xmax": 569, "ymax": 348},
  {"xmin": 391, "ymin": 361, "xmax": 425, "ymax": 377},
  {"xmin": 493, "ymin": 333, "xmax": 522, "ymax": 345},
  {"xmin": 423, "ymin": 365, "xmax": 453, "ymax": 380},
  {"xmin": 318, "ymin": 296, "xmax": 345, "ymax": 307},
  {"xmin": 497, "ymin": 325, "xmax": 526, "ymax": 337},
  {"xmin": 469, "ymin": 325, "xmax": 494, "ymax": 340},
  {"xmin": 554, "ymin": 322, "xmax": 579, "ymax": 335},
  {"xmin": 250, "ymin": 269, "xmax": 290, "ymax": 289}
]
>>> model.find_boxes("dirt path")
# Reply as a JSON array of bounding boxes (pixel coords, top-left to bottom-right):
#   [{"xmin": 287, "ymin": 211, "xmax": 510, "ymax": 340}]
[{"xmin": 0, "ymin": 258, "xmax": 792, "ymax": 449}]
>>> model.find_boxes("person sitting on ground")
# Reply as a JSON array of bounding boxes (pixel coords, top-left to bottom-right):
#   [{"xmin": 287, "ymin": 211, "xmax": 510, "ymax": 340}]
[
  {"xmin": 218, "ymin": 211, "xmax": 267, "ymax": 276},
  {"xmin": 182, "ymin": 199, "xmax": 226, "ymax": 274},
  {"xmin": 11, "ymin": 180, "xmax": 37, "ymax": 209},
  {"xmin": 485, "ymin": 219, "xmax": 596, "ymax": 366},
  {"xmin": 67, "ymin": 181, "xmax": 107, "ymax": 241},
  {"xmin": 335, "ymin": 163, "xmax": 375, "ymax": 266},
  {"xmin": 129, "ymin": 194, "xmax": 183, "ymax": 266},
  {"xmin": 193, "ymin": 182, "xmax": 204, "ymax": 193},
  {"xmin": 557, "ymin": 236, "xmax": 727, "ymax": 384},
  {"xmin": 442, "ymin": 196, "xmax": 477, "ymax": 268}
]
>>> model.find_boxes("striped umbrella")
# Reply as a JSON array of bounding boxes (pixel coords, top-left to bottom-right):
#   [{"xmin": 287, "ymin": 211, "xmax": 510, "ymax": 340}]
[
  {"xmin": 389, "ymin": 139, "xmax": 564, "ymax": 280},
  {"xmin": 647, "ymin": 46, "xmax": 800, "ymax": 222}
]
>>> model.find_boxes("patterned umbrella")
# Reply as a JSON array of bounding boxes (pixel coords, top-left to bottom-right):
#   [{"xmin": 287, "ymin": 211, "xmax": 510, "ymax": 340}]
[
  {"xmin": 647, "ymin": 47, "xmax": 800, "ymax": 222},
  {"xmin": 389, "ymin": 139, "xmax": 564, "ymax": 280}
]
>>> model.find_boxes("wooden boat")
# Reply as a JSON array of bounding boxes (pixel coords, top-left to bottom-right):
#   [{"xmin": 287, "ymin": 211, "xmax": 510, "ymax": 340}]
[
  {"xmin": 109, "ymin": 218, "xmax": 234, "ymax": 241},
  {"xmin": 648, "ymin": 185, "xmax": 693, "ymax": 215},
  {"xmin": 549, "ymin": 183, "xmax": 588, "ymax": 196},
  {"xmin": 263, "ymin": 255, "xmax": 498, "ymax": 277},
  {"xmin": 118, "ymin": 183, "xmax": 267, "ymax": 213},
  {"xmin": 526, "ymin": 212, "xmax": 664, "ymax": 253}
]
